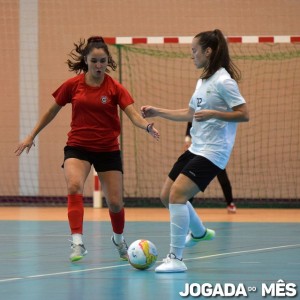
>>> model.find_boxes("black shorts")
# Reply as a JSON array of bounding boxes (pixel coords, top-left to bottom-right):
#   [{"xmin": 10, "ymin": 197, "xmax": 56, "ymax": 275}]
[
  {"xmin": 168, "ymin": 151, "xmax": 222, "ymax": 192},
  {"xmin": 63, "ymin": 146, "xmax": 123, "ymax": 173}
]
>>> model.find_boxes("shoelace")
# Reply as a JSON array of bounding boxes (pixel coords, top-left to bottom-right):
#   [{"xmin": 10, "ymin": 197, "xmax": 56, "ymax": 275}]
[
  {"xmin": 116, "ymin": 241, "xmax": 128, "ymax": 252},
  {"xmin": 68, "ymin": 240, "xmax": 84, "ymax": 249},
  {"xmin": 112, "ymin": 238, "xmax": 128, "ymax": 250},
  {"xmin": 162, "ymin": 257, "xmax": 172, "ymax": 263},
  {"xmin": 163, "ymin": 253, "xmax": 182, "ymax": 263}
]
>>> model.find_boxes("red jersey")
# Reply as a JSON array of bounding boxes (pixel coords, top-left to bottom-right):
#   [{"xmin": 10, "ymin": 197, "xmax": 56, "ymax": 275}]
[{"xmin": 52, "ymin": 74, "xmax": 134, "ymax": 152}]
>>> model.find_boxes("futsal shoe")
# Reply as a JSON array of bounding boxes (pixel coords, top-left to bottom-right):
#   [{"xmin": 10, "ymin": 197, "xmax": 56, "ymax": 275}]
[
  {"xmin": 185, "ymin": 228, "xmax": 215, "ymax": 248},
  {"xmin": 155, "ymin": 253, "xmax": 187, "ymax": 273},
  {"xmin": 227, "ymin": 202, "xmax": 237, "ymax": 213},
  {"xmin": 111, "ymin": 236, "xmax": 129, "ymax": 261},
  {"xmin": 69, "ymin": 243, "xmax": 88, "ymax": 262}
]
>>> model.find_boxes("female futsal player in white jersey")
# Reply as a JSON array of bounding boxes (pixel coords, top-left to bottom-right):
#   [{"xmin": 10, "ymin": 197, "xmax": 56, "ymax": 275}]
[{"xmin": 141, "ymin": 29, "xmax": 249, "ymax": 272}]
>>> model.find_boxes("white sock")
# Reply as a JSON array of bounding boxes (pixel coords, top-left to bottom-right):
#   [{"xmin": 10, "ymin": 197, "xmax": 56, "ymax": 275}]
[
  {"xmin": 169, "ymin": 203, "xmax": 190, "ymax": 260},
  {"xmin": 186, "ymin": 201, "xmax": 206, "ymax": 237},
  {"xmin": 72, "ymin": 233, "xmax": 83, "ymax": 245},
  {"xmin": 113, "ymin": 233, "xmax": 124, "ymax": 245}
]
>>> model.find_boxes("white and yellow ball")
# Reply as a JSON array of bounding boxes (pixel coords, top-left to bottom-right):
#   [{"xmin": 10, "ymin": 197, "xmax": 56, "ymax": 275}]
[{"xmin": 128, "ymin": 239, "xmax": 158, "ymax": 270}]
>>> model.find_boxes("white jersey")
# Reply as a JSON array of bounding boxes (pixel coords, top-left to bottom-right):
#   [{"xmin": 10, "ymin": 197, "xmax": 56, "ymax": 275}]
[{"xmin": 188, "ymin": 68, "xmax": 246, "ymax": 169}]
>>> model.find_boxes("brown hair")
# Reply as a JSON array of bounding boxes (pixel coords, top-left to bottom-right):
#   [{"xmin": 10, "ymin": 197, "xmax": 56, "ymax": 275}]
[
  {"xmin": 67, "ymin": 36, "xmax": 117, "ymax": 74},
  {"xmin": 194, "ymin": 29, "xmax": 241, "ymax": 82}
]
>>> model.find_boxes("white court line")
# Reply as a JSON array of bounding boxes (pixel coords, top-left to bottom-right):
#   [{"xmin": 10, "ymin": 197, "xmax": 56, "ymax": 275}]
[
  {"xmin": 0, "ymin": 264, "xmax": 130, "ymax": 283},
  {"xmin": 184, "ymin": 243, "xmax": 300, "ymax": 262},
  {"xmin": 0, "ymin": 234, "xmax": 69, "ymax": 237},
  {"xmin": 0, "ymin": 278, "xmax": 23, "ymax": 283},
  {"xmin": 0, "ymin": 243, "xmax": 299, "ymax": 283}
]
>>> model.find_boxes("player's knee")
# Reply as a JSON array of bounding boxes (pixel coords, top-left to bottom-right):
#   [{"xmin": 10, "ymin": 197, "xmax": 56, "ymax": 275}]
[
  {"xmin": 67, "ymin": 182, "xmax": 83, "ymax": 195},
  {"xmin": 160, "ymin": 190, "xmax": 169, "ymax": 205},
  {"xmin": 169, "ymin": 186, "xmax": 187, "ymax": 204},
  {"xmin": 107, "ymin": 198, "xmax": 124, "ymax": 213}
]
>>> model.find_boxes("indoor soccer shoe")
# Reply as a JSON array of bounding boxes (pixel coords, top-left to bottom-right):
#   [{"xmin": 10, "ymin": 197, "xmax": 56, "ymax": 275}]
[
  {"xmin": 185, "ymin": 228, "xmax": 215, "ymax": 248},
  {"xmin": 227, "ymin": 202, "xmax": 237, "ymax": 213},
  {"xmin": 155, "ymin": 253, "xmax": 187, "ymax": 273},
  {"xmin": 69, "ymin": 243, "xmax": 88, "ymax": 262},
  {"xmin": 111, "ymin": 236, "xmax": 128, "ymax": 261}
]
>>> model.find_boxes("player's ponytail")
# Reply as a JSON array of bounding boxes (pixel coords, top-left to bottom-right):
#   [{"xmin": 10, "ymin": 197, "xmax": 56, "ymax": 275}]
[{"xmin": 195, "ymin": 29, "xmax": 241, "ymax": 82}]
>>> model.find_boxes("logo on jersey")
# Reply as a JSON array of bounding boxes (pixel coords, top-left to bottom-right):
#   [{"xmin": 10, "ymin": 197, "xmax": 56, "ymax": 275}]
[
  {"xmin": 196, "ymin": 98, "xmax": 202, "ymax": 107},
  {"xmin": 189, "ymin": 171, "xmax": 196, "ymax": 177},
  {"xmin": 101, "ymin": 96, "xmax": 107, "ymax": 104}
]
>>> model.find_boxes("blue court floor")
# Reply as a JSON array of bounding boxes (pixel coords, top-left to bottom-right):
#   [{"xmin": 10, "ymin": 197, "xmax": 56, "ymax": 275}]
[{"xmin": 0, "ymin": 221, "xmax": 300, "ymax": 300}]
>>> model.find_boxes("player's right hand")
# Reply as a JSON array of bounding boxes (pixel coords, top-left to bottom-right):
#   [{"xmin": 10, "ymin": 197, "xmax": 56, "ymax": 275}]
[
  {"xmin": 183, "ymin": 136, "xmax": 191, "ymax": 152},
  {"xmin": 15, "ymin": 135, "xmax": 35, "ymax": 156},
  {"xmin": 141, "ymin": 106, "xmax": 159, "ymax": 118}
]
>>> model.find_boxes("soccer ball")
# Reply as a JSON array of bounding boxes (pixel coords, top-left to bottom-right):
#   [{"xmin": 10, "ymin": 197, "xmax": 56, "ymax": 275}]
[{"xmin": 128, "ymin": 239, "xmax": 158, "ymax": 270}]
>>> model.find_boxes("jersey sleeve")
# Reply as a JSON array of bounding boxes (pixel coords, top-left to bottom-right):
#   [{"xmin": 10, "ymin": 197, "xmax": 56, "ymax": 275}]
[
  {"xmin": 52, "ymin": 78, "xmax": 74, "ymax": 106},
  {"xmin": 217, "ymin": 78, "xmax": 246, "ymax": 108},
  {"xmin": 115, "ymin": 82, "xmax": 135, "ymax": 110}
]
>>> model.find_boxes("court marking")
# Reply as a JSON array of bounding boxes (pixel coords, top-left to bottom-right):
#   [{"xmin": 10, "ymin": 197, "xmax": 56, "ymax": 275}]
[
  {"xmin": 184, "ymin": 243, "xmax": 300, "ymax": 262},
  {"xmin": 0, "ymin": 243, "xmax": 299, "ymax": 283},
  {"xmin": 0, "ymin": 264, "xmax": 131, "ymax": 283}
]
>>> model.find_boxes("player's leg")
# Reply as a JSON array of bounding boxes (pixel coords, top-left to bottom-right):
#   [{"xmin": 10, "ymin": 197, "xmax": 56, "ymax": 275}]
[
  {"xmin": 163, "ymin": 151, "xmax": 210, "ymax": 238},
  {"xmin": 160, "ymin": 174, "xmax": 207, "ymax": 241},
  {"xmin": 98, "ymin": 170, "xmax": 128, "ymax": 260},
  {"xmin": 160, "ymin": 176, "xmax": 174, "ymax": 208},
  {"xmin": 188, "ymin": 197, "xmax": 194, "ymax": 204},
  {"xmin": 156, "ymin": 156, "xmax": 220, "ymax": 272},
  {"xmin": 169, "ymin": 174, "xmax": 200, "ymax": 255},
  {"xmin": 156, "ymin": 174, "xmax": 197, "ymax": 272},
  {"xmin": 217, "ymin": 169, "xmax": 236, "ymax": 213},
  {"xmin": 64, "ymin": 157, "xmax": 91, "ymax": 261},
  {"xmin": 163, "ymin": 150, "xmax": 195, "ymax": 207},
  {"xmin": 183, "ymin": 157, "xmax": 219, "ymax": 248}
]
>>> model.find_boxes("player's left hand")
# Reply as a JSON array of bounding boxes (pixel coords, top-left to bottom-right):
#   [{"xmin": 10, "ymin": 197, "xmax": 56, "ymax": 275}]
[
  {"xmin": 194, "ymin": 110, "xmax": 215, "ymax": 121},
  {"xmin": 141, "ymin": 106, "xmax": 159, "ymax": 118}
]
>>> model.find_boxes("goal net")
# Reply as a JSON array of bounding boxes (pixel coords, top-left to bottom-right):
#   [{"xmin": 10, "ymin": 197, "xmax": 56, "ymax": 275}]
[
  {"xmin": 1, "ymin": 1, "xmax": 299, "ymax": 207},
  {"xmin": 117, "ymin": 41, "xmax": 300, "ymax": 206}
]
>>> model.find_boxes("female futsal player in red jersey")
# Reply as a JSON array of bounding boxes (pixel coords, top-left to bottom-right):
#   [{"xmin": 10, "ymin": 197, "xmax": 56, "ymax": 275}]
[{"xmin": 15, "ymin": 36, "xmax": 159, "ymax": 262}]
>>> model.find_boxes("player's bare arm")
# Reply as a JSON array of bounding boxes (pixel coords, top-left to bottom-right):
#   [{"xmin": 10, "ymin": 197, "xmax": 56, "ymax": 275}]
[
  {"xmin": 141, "ymin": 106, "xmax": 194, "ymax": 122},
  {"xmin": 194, "ymin": 103, "xmax": 249, "ymax": 122},
  {"xmin": 124, "ymin": 104, "xmax": 160, "ymax": 140}
]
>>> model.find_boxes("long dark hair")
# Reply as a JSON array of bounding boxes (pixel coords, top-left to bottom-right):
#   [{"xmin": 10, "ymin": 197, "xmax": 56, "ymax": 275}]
[
  {"xmin": 67, "ymin": 36, "xmax": 117, "ymax": 74},
  {"xmin": 195, "ymin": 29, "xmax": 241, "ymax": 82}
]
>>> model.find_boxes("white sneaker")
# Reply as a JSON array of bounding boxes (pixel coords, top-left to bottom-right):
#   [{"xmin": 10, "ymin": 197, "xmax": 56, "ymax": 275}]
[
  {"xmin": 227, "ymin": 202, "xmax": 237, "ymax": 213},
  {"xmin": 69, "ymin": 243, "xmax": 88, "ymax": 262},
  {"xmin": 155, "ymin": 253, "xmax": 187, "ymax": 273},
  {"xmin": 111, "ymin": 236, "xmax": 129, "ymax": 261},
  {"xmin": 185, "ymin": 228, "xmax": 215, "ymax": 248}
]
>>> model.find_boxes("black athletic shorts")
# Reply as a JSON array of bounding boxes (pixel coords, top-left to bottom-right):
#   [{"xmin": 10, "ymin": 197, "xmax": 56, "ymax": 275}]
[
  {"xmin": 63, "ymin": 146, "xmax": 123, "ymax": 173},
  {"xmin": 168, "ymin": 150, "xmax": 222, "ymax": 192}
]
